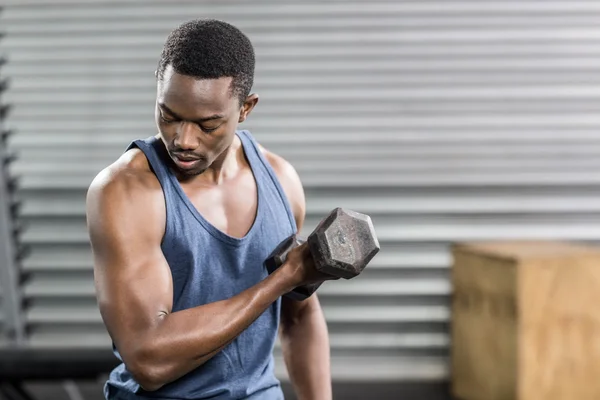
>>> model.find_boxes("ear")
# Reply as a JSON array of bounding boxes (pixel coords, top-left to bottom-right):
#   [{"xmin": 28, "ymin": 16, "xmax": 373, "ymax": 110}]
[{"xmin": 238, "ymin": 93, "xmax": 259, "ymax": 123}]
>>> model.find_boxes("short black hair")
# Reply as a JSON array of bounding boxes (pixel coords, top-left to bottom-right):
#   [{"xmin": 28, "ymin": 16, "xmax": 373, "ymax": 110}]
[{"xmin": 157, "ymin": 19, "xmax": 255, "ymax": 103}]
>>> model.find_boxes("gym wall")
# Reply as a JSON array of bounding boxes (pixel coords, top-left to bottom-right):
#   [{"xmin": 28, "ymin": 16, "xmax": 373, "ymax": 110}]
[{"xmin": 2, "ymin": 0, "xmax": 600, "ymax": 383}]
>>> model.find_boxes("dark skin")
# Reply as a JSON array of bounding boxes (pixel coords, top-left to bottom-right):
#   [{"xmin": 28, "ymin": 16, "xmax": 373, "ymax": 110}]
[{"xmin": 86, "ymin": 65, "xmax": 333, "ymax": 399}]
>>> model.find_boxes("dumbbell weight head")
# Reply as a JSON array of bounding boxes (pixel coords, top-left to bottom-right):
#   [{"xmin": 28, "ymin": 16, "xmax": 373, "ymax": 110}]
[
  {"xmin": 265, "ymin": 207, "xmax": 380, "ymax": 301},
  {"xmin": 307, "ymin": 207, "xmax": 380, "ymax": 279}
]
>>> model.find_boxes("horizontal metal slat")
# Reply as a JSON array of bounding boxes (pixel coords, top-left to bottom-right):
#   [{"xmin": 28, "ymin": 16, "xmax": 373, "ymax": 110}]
[
  {"xmin": 11, "ymin": 92, "xmax": 600, "ymax": 107},
  {"xmin": 16, "ymin": 171, "xmax": 600, "ymax": 190},
  {"xmin": 27, "ymin": 306, "xmax": 101, "ymax": 324},
  {"xmin": 18, "ymin": 193, "xmax": 600, "ymax": 218},
  {"xmin": 319, "ymin": 280, "xmax": 451, "ymax": 296},
  {"xmin": 26, "ymin": 331, "xmax": 111, "ymax": 349},
  {"xmin": 6, "ymin": 15, "xmax": 600, "ymax": 34},
  {"xmin": 21, "ymin": 243, "xmax": 450, "ymax": 272},
  {"xmin": 9, "ymin": 130, "xmax": 600, "ymax": 145},
  {"xmin": 309, "ymin": 196, "xmax": 600, "ymax": 214},
  {"xmin": 9, "ymin": 99, "xmax": 600, "ymax": 113},
  {"xmin": 10, "ymin": 143, "xmax": 600, "ymax": 162},
  {"xmin": 8, "ymin": 86, "xmax": 600, "ymax": 103},
  {"xmin": 24, "ymin": 279, "xmax": 94, "ymax": 298},
  {"xmin": 4, "ymin": 2, "xmax": 600, "ymax": 17},
  {"xmin": 11, "ymin": 29, "xmax": 569, "ymax": 42},
  {"xmin": 6, "ymin": 53, "xmax": 600, "ymax": 68},
  {"xmin": 9, "ymin": 73, "xmax": 600, "ymax": 88},
  {"xmin": 8, "ymin": 106, "xmax": 600, "ymax": 121},
  {"xmin": 326, "ymin": 306, "xmax": 449, "ymax": 323},
  {"xmin": 5, "ymin": 57, "xmax": 600, "ymax": 73},
  {"xmin": 6, "ymin": 67, "xmax": 600, "ymax": 85},
  {"xmin": 319, "ymin": 333, "xmax": 449, "ymax": 349},
  {"xmin": 5, "ymin": 42, "xmax": 600, "ymax": 63},
  {"xmin": 25, "ymin": 330, "xmax": 448, "ymax": 352},
  {"xmin": 9, "ymin": 101, "xmax": 600, "ymax": 117},
  {"xmin": 22, "ymin": 277, "xmax": 451, "ymax": 298},
  {"xmin": 7, "ymin": 30, "xmax": 600, "ymax": 51},
  {"xmin": 23, "ymin": 246, "xmax": 93, "ymax": 272},
  {"xmin": 8, "ymin": 115, "xmax": 600, "ymax": 130},
  {"xmin": 12, "ymin": 159, "xmax": 600, "ymax": 175},
  {"xmin": 277, "ymin": 355, "xmax": 447, "ymax": 381},
  {"xmin": 26, "ymin": 305, "xmax": 450, "ymax": 325},
  {"xmin": 18, "ymin": 212, "xmax": 600, "ymax": 243}
]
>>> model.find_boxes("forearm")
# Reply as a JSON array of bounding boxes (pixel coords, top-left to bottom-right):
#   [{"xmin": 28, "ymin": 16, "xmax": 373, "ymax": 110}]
[
  {"xmin": 280, "ymin": 296, "xmax": 332, "ymax": 400},
  {"xmin": 130, "ymin": 265, "xmax": 296, "ymax": 390}
]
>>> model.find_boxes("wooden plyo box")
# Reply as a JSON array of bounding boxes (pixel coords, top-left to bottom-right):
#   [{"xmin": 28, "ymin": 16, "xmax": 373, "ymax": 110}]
[{"xmin": 450, "ymin": 241, "xmax": 600, "ymax": 400}]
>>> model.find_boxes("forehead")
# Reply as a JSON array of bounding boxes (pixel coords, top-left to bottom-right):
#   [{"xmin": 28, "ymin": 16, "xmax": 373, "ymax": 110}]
[{"xmin": 157, "ymin": 65, "xmax": 235, "ymax": 113}]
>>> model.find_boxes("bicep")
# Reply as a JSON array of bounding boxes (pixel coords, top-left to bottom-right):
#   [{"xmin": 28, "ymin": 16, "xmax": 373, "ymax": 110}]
[{"xmin": 86, "ymin": 172, "xmax": 172, "ymax": 358}]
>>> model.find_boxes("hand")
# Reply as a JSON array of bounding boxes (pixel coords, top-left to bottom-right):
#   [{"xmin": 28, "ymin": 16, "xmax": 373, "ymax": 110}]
[{"xmin": 282, "ymin": 240, "xmax": 337, "ymax": 288}]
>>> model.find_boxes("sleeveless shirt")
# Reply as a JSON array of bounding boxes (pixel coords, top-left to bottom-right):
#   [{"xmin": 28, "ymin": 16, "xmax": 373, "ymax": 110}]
[{"xmin": 104, "ymin": 130, "xmax": 297, "ymax": 400}]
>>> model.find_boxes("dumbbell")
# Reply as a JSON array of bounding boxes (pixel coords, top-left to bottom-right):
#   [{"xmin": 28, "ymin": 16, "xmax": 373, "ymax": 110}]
[{"xmin": 265, "ymin": 207, "xmax": 380, "ymax": 301}]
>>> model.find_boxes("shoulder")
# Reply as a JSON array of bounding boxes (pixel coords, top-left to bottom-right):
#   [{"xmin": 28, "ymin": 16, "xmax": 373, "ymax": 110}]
[
  {"xmin": 257, "ymin": 143, "xmax": 306, "ymax": 231},
  {"xmin": 86, "ymin": 148, "xmax": 164, "ymax": 227},
  {"xmin": 88, "ymin": 148, "xmax": 160, "ymax": 199},
  {"xmin": 258, "ymin": 144, "xmax": 301, "ymax": 194}
]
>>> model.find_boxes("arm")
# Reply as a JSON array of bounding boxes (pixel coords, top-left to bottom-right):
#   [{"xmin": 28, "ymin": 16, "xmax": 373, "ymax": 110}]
[
  {"xmin": 280, "ymin": 295, "xmax": 331, "ymax": 400},
  {"xmin": 264, "ymin": 151, "xmax": 333, "ymax": 400},
  {"xmin": 86, "ymin": 164, "xmax": 308, "ymax": 392}
]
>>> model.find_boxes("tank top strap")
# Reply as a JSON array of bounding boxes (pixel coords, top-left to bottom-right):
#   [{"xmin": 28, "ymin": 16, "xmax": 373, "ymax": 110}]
[
  {"xmin": 125, "ymin": 136, "xmax": 181, "ymax": 241},
  {"xmin": 236, "ymin": 130, "xmax": 297, "ymax": 233},
  {"xmin": 125, "ymin": 136, "xmax": 171, "ymax": 181}
]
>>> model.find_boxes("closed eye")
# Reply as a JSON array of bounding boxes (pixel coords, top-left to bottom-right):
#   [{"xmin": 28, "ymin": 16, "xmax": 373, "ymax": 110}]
[
  {"xmin": 159, "ymin": 114, "xmax": 177, "ymax": 124},
  {"xmin": 200, "ymin": 125, "xmax": 220, "ymax": 134},
  {"xmin": 159, "ymin": 109, "xmax": 221, "ymax": 133}
]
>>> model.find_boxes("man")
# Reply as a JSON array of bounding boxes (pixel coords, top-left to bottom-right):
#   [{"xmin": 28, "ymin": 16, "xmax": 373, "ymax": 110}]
[{"xmin": 86, "ymin": 19, "xmax": 333, "ymax": 400}]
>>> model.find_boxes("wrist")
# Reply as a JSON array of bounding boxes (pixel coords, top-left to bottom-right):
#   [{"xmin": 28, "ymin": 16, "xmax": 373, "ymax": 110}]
[{"xmin": 274, "ymin": 261, "xmax": 301, "ymax": 294}]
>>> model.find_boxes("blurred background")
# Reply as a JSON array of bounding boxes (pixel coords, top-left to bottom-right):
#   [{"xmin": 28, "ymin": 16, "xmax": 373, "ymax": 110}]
[{"xmin": 1, "ymin": 1, "xmax": 600, "ymax": 399}]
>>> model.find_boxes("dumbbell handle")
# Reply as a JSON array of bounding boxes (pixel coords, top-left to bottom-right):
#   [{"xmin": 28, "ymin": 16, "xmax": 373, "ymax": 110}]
[{"xmin": 264, "ymin": 234, "xmax": 325, "ymax": 301}]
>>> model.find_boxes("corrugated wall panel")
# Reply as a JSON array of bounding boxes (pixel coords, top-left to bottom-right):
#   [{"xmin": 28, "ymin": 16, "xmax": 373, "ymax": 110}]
[
  {"xmin": 0, "ymin": 5, "xmax": 5, "ymax": 343},
  {"xmin": 2, "ymin": 0, "xmax": 600, "ymax": 381}
]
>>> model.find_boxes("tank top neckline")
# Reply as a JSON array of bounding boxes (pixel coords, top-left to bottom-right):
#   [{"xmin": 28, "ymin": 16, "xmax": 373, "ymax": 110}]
[{"xmin": 152, "ymin": 131, "xmax": 265, "ymax": 247}]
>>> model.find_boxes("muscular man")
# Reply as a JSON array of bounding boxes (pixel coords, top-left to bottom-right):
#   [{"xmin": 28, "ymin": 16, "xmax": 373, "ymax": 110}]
[{"xmin": 86, "ymin": 19, "xmax": 333, "ymax": 400}]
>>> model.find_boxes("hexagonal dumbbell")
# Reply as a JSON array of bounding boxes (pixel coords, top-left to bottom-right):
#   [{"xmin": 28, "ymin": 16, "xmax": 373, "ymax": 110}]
[{"xmin": 265, "ymin": 207, "xmax": 380, "ymax": 301}]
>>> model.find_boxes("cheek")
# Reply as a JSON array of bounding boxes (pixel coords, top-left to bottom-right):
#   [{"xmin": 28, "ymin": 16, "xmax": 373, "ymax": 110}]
[
  {"xmin": 157, "ymin": 120, "xmax": 177, "ymax": 139},
  {"xmin": 206, "ymin": 135, "xmax": 227, "ymax": 156},
  {"xmin": 219, "ymin": 127, "xmax": 238, "ymax": 147},
  {"xmin": 211, "ymin": 121, "xmax": 237, "ymax": 146},
  {"xmin": 203, "ymin": 132, "xmax": 233, "ymax": 159}
]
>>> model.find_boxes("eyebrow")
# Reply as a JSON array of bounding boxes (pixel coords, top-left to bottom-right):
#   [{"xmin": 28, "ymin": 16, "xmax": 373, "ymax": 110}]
[{"xmin": 158, "ymin": 103, "xmax": 225, "ymax": 124}]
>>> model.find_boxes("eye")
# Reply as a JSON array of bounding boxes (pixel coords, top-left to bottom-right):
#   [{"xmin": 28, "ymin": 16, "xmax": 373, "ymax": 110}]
[
  {"xmin": 159, "ymin": 114, "xmax": 177, "ymax": 124},
  {"xmin": 200, "ymin": 125, "xmax": 220, "ymax": 134}
]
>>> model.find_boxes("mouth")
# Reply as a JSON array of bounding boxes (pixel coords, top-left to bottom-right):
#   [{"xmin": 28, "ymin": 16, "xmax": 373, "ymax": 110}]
[{"xmin": 172, "ymin": 153, "xmax": 204, "ymax": 170}]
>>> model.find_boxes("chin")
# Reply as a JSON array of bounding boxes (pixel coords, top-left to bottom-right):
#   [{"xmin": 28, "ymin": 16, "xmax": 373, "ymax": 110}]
[
  {"xmin": 178, "ymin": 166, "xmax": 207, "ymax": 177},
  {"xmin": 168, "ymin": 153, "xmax": 210, "ymax": 177},
  {"xmin": 174, "ymin": 161, "xmax": 209, "ymax": 176}
]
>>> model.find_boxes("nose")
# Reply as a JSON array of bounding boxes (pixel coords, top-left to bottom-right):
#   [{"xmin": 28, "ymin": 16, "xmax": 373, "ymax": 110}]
[{"xmin": 174, "ymin": 122, "xmax": 199, "ymax": 151}]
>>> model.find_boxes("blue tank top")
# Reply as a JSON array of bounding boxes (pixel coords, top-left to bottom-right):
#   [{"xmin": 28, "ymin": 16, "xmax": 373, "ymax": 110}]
[{"xmin": 104, "ymin": 130, "xmax": 297, "ymax": 400}]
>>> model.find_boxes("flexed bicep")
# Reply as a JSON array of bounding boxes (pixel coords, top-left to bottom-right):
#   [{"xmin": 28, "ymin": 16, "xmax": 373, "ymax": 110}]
[{"xmin": 86, "ymin": 165, "xmax": 171, "ymax": 382}]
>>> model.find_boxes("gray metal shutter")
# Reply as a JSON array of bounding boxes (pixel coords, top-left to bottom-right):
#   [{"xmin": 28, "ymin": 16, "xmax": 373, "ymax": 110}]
[
  {"xmin": 3, "ymin": 0, "xmax": 600, "ymax": 382},
  {"xmin": 0, "ymin": 12, "xmax": 26, "ymax": 348}
]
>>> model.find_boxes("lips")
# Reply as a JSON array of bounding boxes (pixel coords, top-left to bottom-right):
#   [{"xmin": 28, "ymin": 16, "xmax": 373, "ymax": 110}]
[
  {"xmin": 172, "ymin": 153, "xmax": 204, "ymax": 169},
  {"xmin": 175, "ymin": 155, "xmax": 200, "ymax": 162}
]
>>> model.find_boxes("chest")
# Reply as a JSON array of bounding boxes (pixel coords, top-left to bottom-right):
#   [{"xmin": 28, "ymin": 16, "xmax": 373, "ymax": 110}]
[{"xmin": 179, "ymin": 169, "xmax": 258, "ymax": 239}]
